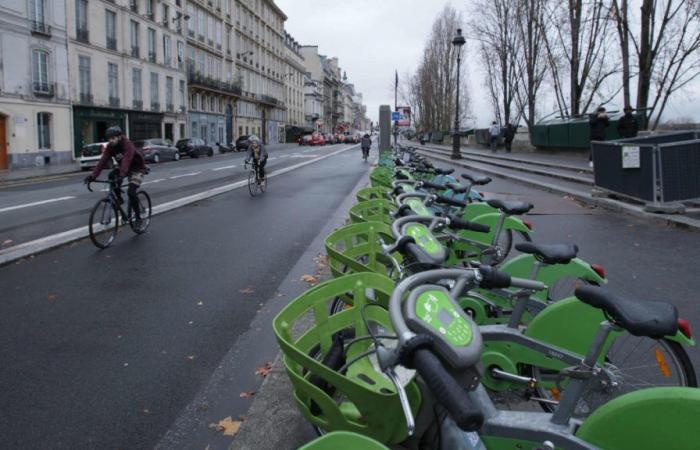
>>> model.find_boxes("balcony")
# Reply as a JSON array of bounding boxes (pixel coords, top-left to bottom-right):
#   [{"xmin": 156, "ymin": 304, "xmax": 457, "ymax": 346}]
[
  {"xmin": 151, "ymin": 101, "xmax": 160, "ymax": 111},
  {"xmin": 31, "ymin": 21, "xmax": 51, "ymax": 37},
  {"xmin": 133, "ymin": 99, "xmax": 143, "ymax": 109},
  {"xmin": 79, "ymin": 93, "xmax": 93, "ymax": 104},
  {"xmin": 131, "ymin": 46, "xmax": 140, "ymax": 57},
  {"xmin": 166, "ymin": 103, "xmax": 174, "ymax": 112},
  {"xmin": 33, "ymin": 82, "xmax": 54, "ymax": 97},
  {"xmin": 109, "ymin": 96, "xmax": 120, "ymax": 107},
  {"xmin": 76, "ymin": 28, "xmax": 89, "ymax": 43},
  {"xmin": 187, "ymin": 70, "xmax": 242, "ymax": 96},
  {"xmin": 258, "ymin": 94, "xmax": 279, "ymax": 107},
  {"xmin": 106, "ymin": 37, "xmax": 117, "ymax": 50},
  {"xmin": 148, "ymin": 51, "xmax": 156, "ymax": 63}
]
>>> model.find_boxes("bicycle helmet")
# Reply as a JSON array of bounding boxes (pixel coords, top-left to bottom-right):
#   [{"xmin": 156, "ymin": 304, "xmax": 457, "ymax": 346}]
[{"xmin": 105, "ymin": 126, "xmax": 123, "ymax": 138}]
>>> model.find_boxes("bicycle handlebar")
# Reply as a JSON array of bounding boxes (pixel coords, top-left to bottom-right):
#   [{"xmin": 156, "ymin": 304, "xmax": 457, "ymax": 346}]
[{"xmin": 434, "ymin": 195, "xmax": 467, "ymax": 208}]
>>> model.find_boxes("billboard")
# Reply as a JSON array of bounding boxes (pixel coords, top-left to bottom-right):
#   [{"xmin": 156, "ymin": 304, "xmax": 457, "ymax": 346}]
[{"xmin": 396, "ymin": 106, "xmax": 411, "ymax": 127}]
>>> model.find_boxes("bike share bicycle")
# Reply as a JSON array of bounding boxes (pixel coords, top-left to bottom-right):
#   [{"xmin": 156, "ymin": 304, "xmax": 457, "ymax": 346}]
[
  {"xmin": 86, "ymin": 168, "xmax": 152, "ymax": 249},
  {"xmin": 244, "ymin": 160, "xmax": 267, "ymax": 197}
]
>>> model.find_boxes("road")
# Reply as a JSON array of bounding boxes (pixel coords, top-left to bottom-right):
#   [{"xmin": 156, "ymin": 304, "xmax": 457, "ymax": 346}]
[
  {"xmin": 0, "ymin": 143, "xmax": 349, "ymax": 249},
  {"xmin": 0, "ymin": 144, "xmax": 370, "ymax": 449}
]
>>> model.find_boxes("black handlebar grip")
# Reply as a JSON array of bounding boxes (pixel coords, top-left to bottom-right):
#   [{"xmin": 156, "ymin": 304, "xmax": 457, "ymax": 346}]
[
  {"xmin": 421, "ymin": 180, "xmax": 446, "ymax": 191},
  {"xmin": 478, "ymin": 266, "xmax": 512, "ymax": 289},
  {"xmin": 412, "ymin": 349, "xmax": 484, "ymax": 432},
  {"xmin": 448, "ymin": 216, "xmax": 490, "ymax": 233},
  {"xmin": 435, "ymin": 195, "xmax": 468, "ymax": 208}
]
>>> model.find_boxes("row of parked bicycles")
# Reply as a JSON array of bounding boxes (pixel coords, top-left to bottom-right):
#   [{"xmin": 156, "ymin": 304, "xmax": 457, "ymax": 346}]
[{"xmin": 276, "ymin": 145, "xmax": 699, "ymax": 449}]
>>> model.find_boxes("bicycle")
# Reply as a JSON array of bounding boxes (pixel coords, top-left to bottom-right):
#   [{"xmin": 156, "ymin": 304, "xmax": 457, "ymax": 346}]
[
  {"xmin": 86, "ymin": 169, "xmax": 152, "ymax": 249},
  {"xmin": 244, "ymin": 160, "xmax": 267, "ymax": 197}
]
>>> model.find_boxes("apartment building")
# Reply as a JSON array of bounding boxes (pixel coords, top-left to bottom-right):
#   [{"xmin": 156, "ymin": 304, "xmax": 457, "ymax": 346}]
[{"xmin": 283, "ymin": 31, "xmax": 303, "ymax": 128}]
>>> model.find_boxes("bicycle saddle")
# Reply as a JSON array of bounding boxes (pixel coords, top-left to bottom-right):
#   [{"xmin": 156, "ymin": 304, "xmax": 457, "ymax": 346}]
[
  {"xmin": 446, "ymin": 182, "xmax": 469, "ymax": 194},
  {"xmin": 515, "ymin": 242, "xmax": 578, "ymax": 264},
  {"xmin": 461, "ymin": 173, "xmax": 491, "ymax": 185},
  {"xmin": 486, "ymin": 199, "xmax": 533, "ymax": 215},
  {"xmin": 575, "ymin": 286, "xmax": 679, "ymax": 338}
]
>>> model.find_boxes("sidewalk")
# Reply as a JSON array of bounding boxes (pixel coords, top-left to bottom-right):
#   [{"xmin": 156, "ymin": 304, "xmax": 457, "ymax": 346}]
[{"xmin": 0, "ymin": 162, "xmax": 83, "ymax": 184}]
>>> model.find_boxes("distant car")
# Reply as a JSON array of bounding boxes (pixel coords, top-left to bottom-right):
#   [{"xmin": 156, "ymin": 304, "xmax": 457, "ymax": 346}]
[
  {"xmin": 176, "ymin": 138, "xmax": 214, "ymax": 158},
  {"xmin": 299, "ymin": 134, "xmax": 313, "ymax": 146},
  {"xmin": 79, "ymin": 142, "xmax": 108, "ymax": 171},
  {"xmin": 324, "ymin": 133, "xmax": 335, "ymax": 144},
  {"xmin": 310, "ymin": 132, "xmax": 326, "ymax": 146},
  {"xmin": 133, "ymin": 139, "xmax": 180, "ymax": 163},
  {"xmin": 235, "ymin": 135, "xmax": 261, "ymax": 152}
]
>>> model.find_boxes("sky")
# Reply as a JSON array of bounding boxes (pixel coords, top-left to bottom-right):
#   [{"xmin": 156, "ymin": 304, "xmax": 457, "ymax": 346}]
[{"xmin": 276, "ymin": 0, "xmax": 700, "ymax": 127}]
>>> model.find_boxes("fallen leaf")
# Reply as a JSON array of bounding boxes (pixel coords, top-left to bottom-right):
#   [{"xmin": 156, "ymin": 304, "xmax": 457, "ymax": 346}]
[
  {"xmin": 239, "ymin": 287, "xmax": 254, "ymax": 295},
  {"xmin": 186, "ymin": 355, "xmax": 196, "ymax": 361},
  {"xmin": 209, "ymin": 416, "xmax": 242, "ymax": 437},
  {"xmin": 197, "ymin": 301, "xmax": 203, "ymax": 306},
  {"xmin": 143, "ymin": 409, "xmax": 150, "ymax": 414},
  {"xmin": 255, "ymin": 362, "xmax": 273, "ymax": 378},
  {"xmin": 2, "ymin": 239, "xmax": 13, "ymax": 245},
  {"xmin": 301, "ymin": 274, "xmax": 318, "ymax": 286},
  {"xmin": 47, "ymin": 293, "xmax": 58, "ymax": 301},
  {"xmin": 239, "ymin": 391, "xmax": 256, "ymax": 398}
]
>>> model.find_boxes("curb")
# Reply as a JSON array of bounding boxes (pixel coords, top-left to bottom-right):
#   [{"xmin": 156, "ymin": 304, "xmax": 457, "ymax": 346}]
[
  {"xmin": 0, "ymin": 144, "xmax": 360, "ymax": 266},
  {"xmin": 420, "ymin": 151, "xmax": 700, "ymax": 232}
]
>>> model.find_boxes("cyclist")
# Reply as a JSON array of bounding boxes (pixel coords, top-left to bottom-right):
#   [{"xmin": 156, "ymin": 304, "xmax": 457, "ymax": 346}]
[
  {"xmin": 245, "ymin": 137, "xmax": 268, "ymax": 181},
  {"xmin": 84, "ymin": 126, "xmax": 146, "ymax": 227},
  {"xmin": 360, "ymin": 133, "xmax": 371, "ymax": 160}
]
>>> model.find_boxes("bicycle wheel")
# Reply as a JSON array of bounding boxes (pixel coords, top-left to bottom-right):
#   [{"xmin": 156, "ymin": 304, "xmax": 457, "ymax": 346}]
[
  {"xmin": 89, "ymin": 198, "xmax": 119, "ymax": 249},
  {"xmin": 533, "ymin": 337, "xmax": 697, "ymax": 418},
  {"xmin": 129, "ymin": 191, "xmax": 152, "ymax": 234},
  {"xmin": 247, "ymin": 170, "xmax": 257, "ymax": 197}
]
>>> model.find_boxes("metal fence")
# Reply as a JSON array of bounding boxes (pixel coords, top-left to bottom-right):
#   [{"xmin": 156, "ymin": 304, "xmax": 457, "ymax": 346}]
[{"xmin": 592, "ymin": 131, "xmax": 700, "ymax": 211}]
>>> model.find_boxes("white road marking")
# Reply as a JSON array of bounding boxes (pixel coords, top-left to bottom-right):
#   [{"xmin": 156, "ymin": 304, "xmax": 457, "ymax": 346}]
[
  {"xmin": 212, "ymin": 165, "xmax": 237, "ymax": 171},
  {"xmin": 0, "ymin": 196, "xmax": 76, "ymax": 213},
  {"xmin": 142, "ymin": 178, "xmax": 166, "ymax": 185},
  {"xmin": 289, "ymin": 154, "xmax": 318, "ymax": 158},
  {"xmin": 169, "ymin": 172, "xmax": 201, "ymax": 179},
  {"xmin": 267, "ymin": 157, "xmax": 277, "ymax": 161}
]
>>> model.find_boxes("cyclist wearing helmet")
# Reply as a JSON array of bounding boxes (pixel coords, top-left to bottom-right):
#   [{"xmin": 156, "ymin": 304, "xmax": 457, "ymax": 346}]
[
  {"xmin": 360, "ymin": 133, "xmax": 371, "ymax": 160},
  {"xmin": 84, "ymin": 126, "xmax": 147, "ymax": 225},
  {"xmin": 245, "ymin": 137, "xmax": 268, "ymax": 181}
]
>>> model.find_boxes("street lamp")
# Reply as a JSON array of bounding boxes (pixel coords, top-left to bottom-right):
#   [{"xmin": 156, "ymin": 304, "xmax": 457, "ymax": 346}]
[{"xmin": 451, "ymin": 28, "xmax": 466, "ymax": 160}]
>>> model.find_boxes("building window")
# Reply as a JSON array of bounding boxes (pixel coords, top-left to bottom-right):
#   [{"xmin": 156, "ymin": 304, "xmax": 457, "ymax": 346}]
[
  {"xmin": 162, "ymin": 4, "xmax": 169, "ymax": 28},
  {"xmin": 105, "ymin": 10, "xmax": 117, "ymax": 50},
  {"xmin": 179, "ymin": 123, "xmax": 185, "ymax": 139},
  {"xmin": 177, "ymin": 41, "xmax": 184, "ymax": 69},
  {"xmin": 32, "ymin": 49, "xmax": 50, "ymax": 93},
  {"xmin": 108, "ymin": 62, "xmax": 119, "ymax": 105},
  {"xmin": 198, "ymin": 10, "xmax": 205, "ymax": 41},
  {"xmin": 29, "ymin": 0, "xmax": 46, "ymax": 32},
  {"xmin": 200, "ymin": 94, "xmax": 205, "ymax": 110},
  {"xmin": 133, "ymin": 68, "xmax": 142, "ymax": 103},
  {"xmin": 129, "ymin": 0, "xmax": 138, "ymax": 13},
  {"xmin": 75, "ymin": 0, "xmax": 88, "ymax": 42},
  {"xmin": 186, "ymin": 4, "xmax": 195, "ymax": 36},
  {"xmin": 166, "ymin": 76, "xmax": 173, "ymax": 110},
  {"xmin": 150, "ymin": 72, "xmax": 159, "ymax": 109},
  {"xmin": 146, "ymin": 0, "xmax": 154, "ymax": 19},
  {"xmin": 130, "ymin": 21, "xmax": 140, "ymax": 57},
  {"xmin": 78, "ymin": 55, "xmax": 91, "ymax": 102},
  {"xmin": 148, "ymin": 28, "xmax": 156, "ymax": 62},
  {"xmin": 37, "ymin": 112, "xmax": 51, "ymax": 149},
  {"xmin": 179, "ymin": 79, "xmax": 185, "ymax": 109},
  {"xmin": 163, "ymin": 34, "xmax": 171, "ymax": 66}
]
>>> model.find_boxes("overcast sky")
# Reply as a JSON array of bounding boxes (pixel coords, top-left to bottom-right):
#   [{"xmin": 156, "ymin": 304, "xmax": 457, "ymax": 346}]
[{"xmin": 276, "ymin": 0, "xmax": 700, "ymax": 127}]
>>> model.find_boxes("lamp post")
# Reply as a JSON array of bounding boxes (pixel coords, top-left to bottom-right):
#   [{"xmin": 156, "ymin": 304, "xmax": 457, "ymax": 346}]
[{"xmin": 451, "ymin": 28, "xmax": 466, "ymax": 160}]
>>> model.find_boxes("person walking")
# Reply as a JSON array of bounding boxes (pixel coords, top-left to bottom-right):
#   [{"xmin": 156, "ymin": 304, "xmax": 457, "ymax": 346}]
[
  {"xmin": 504, "ymin": 122, "xmax": 516, "ymax": 153},
  {"xmin": 589, "ymin": 107, "xmax": 609, "ymax": 167},
  {"xmin": 617, "ymin": 106, "xmax": 639, "ymax": 139},
  {"xmin": 489, "ymin": 121, "xmax": 500, "ymax": 153}
]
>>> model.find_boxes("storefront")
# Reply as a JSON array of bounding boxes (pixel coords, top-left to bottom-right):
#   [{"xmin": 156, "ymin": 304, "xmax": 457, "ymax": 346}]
[
  {"xmin": 72, "ymin": 106, "xmax": 126, "ymax": 158},
  {"xmin": 128, "ymin": 111, "xmax": 164, "ymax": 141},
  {"xmin": 189, "ymin": 112, "xmax": 226, "ymax": 146}
]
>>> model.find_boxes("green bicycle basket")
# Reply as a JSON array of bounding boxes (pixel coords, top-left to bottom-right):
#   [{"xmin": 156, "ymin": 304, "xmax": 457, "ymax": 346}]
[
  {"xmin": 369, "ymin": 168, "xmax": 393, "ymax": 189},
  {"xmin": 349, "ymin": 199, "xmax": 397, "ymax": 226},
  {"xmin": 273, "ymin": 273, "xmax": 421, "ymax": 444},
  {"xmin": 298, "ymin": 431, "xmax": 390, "ymax": 450},
  {"xmin": 356, "ymin": 186, "xmax": 391, "ymax": 203},
  {"xmin": 324, "ymin": 221, "xmax": 402, "ymax": 280}
]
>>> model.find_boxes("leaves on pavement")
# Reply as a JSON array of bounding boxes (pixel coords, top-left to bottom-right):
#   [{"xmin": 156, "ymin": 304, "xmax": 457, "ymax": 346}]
[
  {"xmin": 301, "ymin": 274, "xmax": 318, "ymax": 286},
  {"xmin": 47, "ymin": 293, "xmax": 58, "ymax": 301},
  {"xmin": 209, "ymin": 416, "xmax": 242, "ymax": 437},
  {"xmin": 239, "ymin": 287, "xmax": 254, "ymax": 295},
  {"xmin": 255, "ymin": 362, "xmax": 273, "ymax": 378},
  {"xmin": 2, "ymin": 239, "xmax": 13, "ymax": 246},
  {"xmin": 239, "ymin": 391, "xmax": 256, "ymax": 398}
]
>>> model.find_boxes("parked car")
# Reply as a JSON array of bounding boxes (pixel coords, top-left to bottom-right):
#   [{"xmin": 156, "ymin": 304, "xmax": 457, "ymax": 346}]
[
  {"xmin": 79, "ymin": 142, "xmax": 108, "ymax": 171},
  {"xmin": 299, "ymin": 134, "xmax": 313, "ymax": 146},
  {"xmin": 336, "ymin": 134, "xmax": 346, "ymax": 144},
  {"xmin": 235, "ymin": 135, "xmax": 260, "ymax": 152},
  {"xmin": 133, "ymin": 139, "xmax": 180, "ymax": 163},
  {"xmin": 176, "ymin": 138, "xmax": 214, "ymax": 158},
  {"xmin": 324, "ymin": 133, "xmax": 335, "ymax": 144},
  {"xmin": 310, "ymin": 132, "xmax": 326, "ymax": 146},
  {"xmin": 217, "ymin": 142, "xmax": 235, "ymax": 153}
]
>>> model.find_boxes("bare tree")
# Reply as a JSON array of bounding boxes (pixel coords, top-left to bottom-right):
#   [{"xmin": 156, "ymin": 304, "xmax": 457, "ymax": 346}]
[{"xmin": 611, "ymin": 0, "xmax": 700, "ymax": 129}]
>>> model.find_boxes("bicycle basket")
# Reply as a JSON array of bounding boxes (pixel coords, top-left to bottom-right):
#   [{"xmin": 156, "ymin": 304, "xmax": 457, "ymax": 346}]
[
  {"xmin": 349, "ymin": 199, "xmax": 397, "ymax": 226},
  {"xmin": 356, "ymin": 187, "xmax": 391, "ymax": 203},
  {"xmin": 325, "ymin": 221, "xmax": 403, "ymax": 280},
  {"xmin": 298, "ymin": 431, "xmax": 389, "ymax": 450},
  {"xmin": 273, "ymin": 273, "xmax": 420, "ymax": 444},
  {"xmin": 369, "ymin": 168, "xmax": 393, "ymax": 189}
]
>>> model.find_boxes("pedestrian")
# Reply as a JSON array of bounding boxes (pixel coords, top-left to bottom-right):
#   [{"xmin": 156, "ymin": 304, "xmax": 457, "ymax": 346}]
[
  {"xmin": 489, "ymin": 121, "xmax": 500, "ymax": 153},
  {"xmin": 589, "ymin": 107, "xmax": 609, "ymax": 167},
  {"xmin": 617, "ymin": 106, "xmax": 639, "ymax": 139},
  {"xmin": 504, "ymin": 122, "xmax": 516, "ymax": 153}
]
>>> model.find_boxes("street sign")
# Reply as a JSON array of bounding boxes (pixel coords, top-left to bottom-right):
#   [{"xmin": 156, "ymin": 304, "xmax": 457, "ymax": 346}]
[
  {"xmin": 392, "ymin": 111, "xmax": 401, "ymax": 121},
  {"xmin": 397, "ymin": 107, "xmax": 411, "ymax": 127}
]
